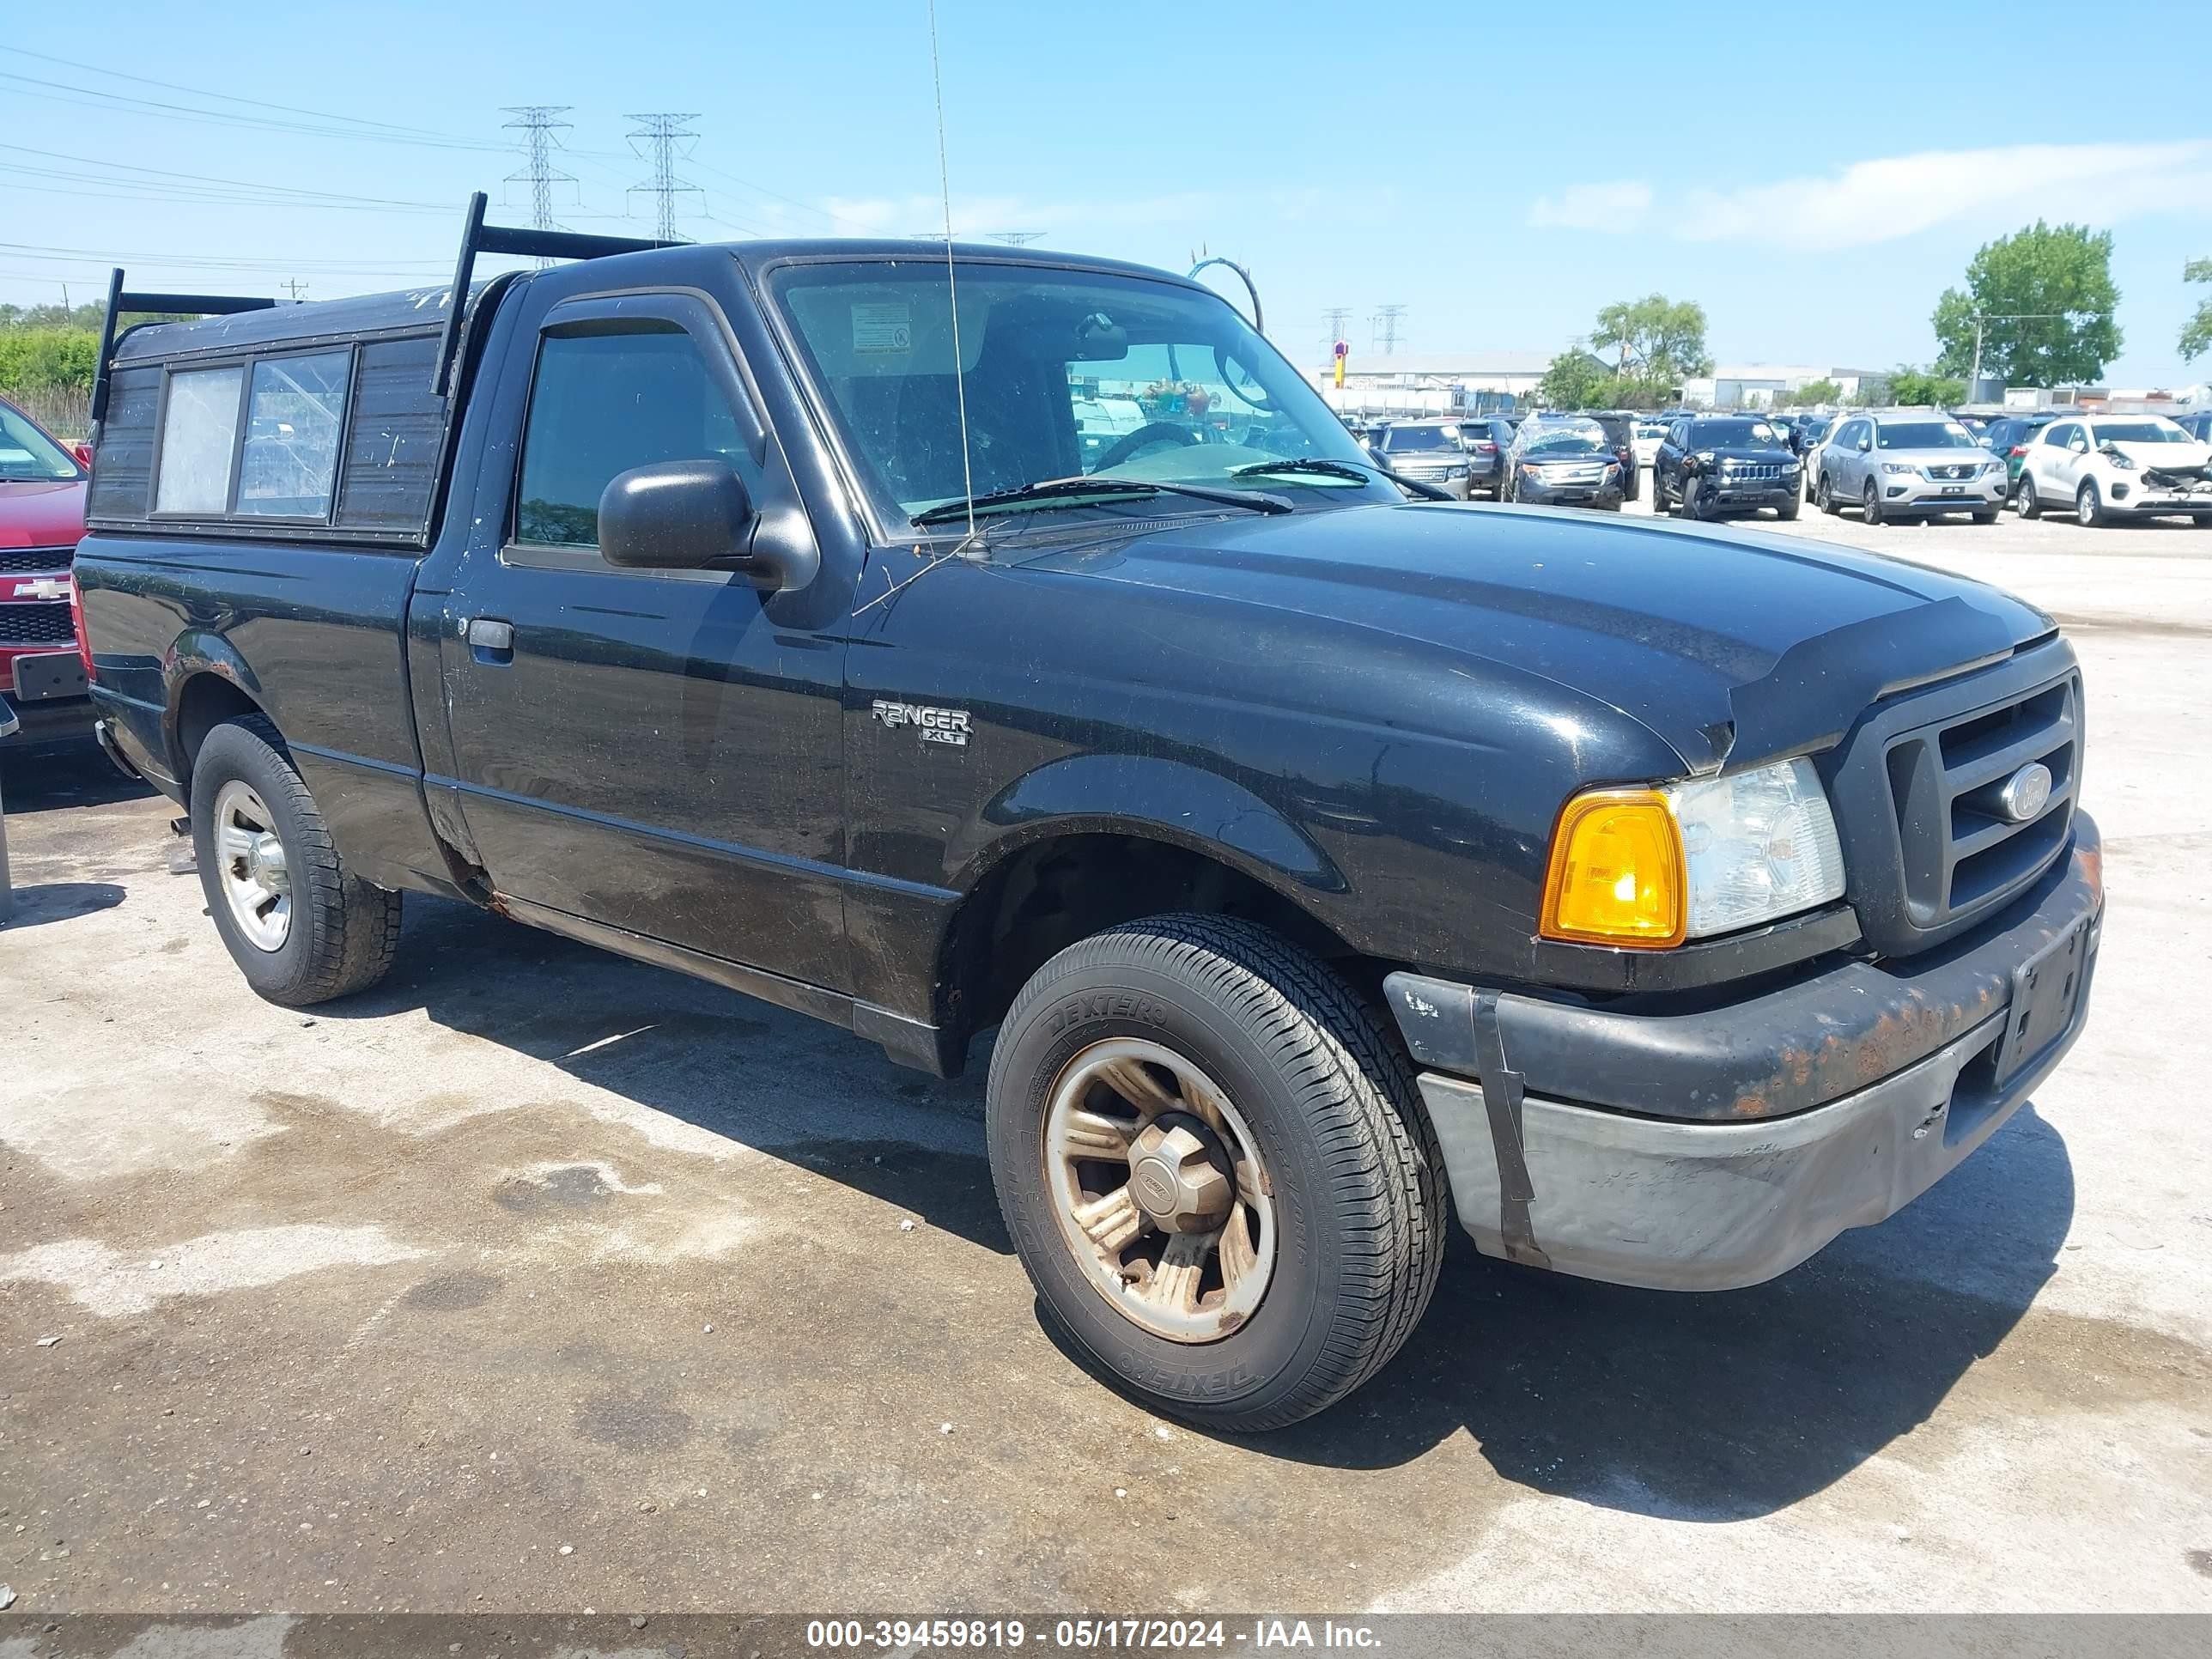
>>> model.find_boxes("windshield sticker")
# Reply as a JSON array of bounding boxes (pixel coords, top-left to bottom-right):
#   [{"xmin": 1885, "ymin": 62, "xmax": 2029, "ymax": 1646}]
[{"xmin": 853, "ymin": 302, "xmax": 913, "ymax": 355}]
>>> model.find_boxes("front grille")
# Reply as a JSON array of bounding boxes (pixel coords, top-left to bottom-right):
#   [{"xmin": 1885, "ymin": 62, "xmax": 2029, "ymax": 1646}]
[
  {"xmin": 1719, "ymin": 462, "xmax": 1782, "ymax": 482},
  {"xmin": 0, "ymin": 601, "xmax": 77, "ymax": 647},
  {"xmin": 0, "ymin": 545, "xmax": 73, "ymax": 575},
  {"xmin": 1925, "ymin": 463, "xmax": 1977, "ymax": 481},
  {"xmin": 1884, "ymin": 672, "xmax": 2079, "ymax": 931},
  {"xmin": 1396, "ymin": 464, "xmax": 1449, "ymax": 480}
]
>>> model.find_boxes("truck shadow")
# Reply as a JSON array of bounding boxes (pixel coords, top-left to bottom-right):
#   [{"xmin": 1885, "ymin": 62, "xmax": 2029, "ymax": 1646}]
[
  {"xmin": 1239, "ymin": 1103, "xmax": 2075, "ymax": 1519},
  {"xmin": 333, "ymin": 893, "xmax": 2073, "ymax": 1522},
  {"xmin": 319, "ymin": 895, "xmax": 1008, "ymax": 1255},
  {"xmin": 0, "ymin": 744, "xmax": 157, "ymax": 811}
]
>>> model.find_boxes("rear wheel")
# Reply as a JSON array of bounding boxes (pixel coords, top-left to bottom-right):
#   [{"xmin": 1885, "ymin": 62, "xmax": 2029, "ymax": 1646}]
[
  {"xmin": 2076, "ymin": 481, "xmax": 2106, "ymax": 527},
  {"xmin": 986, "ymin": 915, "xmax": 1445, "ymax": 1431},
  {"xmin": 1863, "ymin": 480, "xmax": 1885, "ymax": 526},
  {"xmin": 190, "ymin": 714, "xmax": 403, "ymax": 1006}
]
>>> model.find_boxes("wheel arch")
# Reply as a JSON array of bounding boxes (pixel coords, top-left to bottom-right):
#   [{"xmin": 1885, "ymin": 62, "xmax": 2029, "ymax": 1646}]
[
  {"xmin": 165, "ymin": 633, "xmax": 274, "ymax": 788},
  {"xmin": 932, "ymin": 766, "xmax": 1374, "ymax": 1054}
]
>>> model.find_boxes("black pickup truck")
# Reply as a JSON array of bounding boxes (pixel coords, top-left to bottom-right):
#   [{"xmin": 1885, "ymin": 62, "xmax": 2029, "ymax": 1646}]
[{"xmin": 76, "ymin": 199, "xmax": 2101, "ymax": 1430}]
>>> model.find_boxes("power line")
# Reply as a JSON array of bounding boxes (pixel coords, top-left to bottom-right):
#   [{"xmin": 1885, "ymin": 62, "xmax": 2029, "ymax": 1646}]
[
  {"xmin": 501, "ymin": 106, "xmax": 575, "ymax": 259},
  {"xmin": 987, "ymin": 231, "xmax": 1045, "ymax": 246},
  {"xmin": 625, "ymin": 113, "xmax": 701, "ymax": 242}
]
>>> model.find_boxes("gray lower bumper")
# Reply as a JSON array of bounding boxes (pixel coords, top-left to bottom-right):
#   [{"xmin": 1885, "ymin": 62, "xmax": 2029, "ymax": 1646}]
[{"xmin": 1415, "ymin": 989, "xmax": 2085, "ymax": 1290}]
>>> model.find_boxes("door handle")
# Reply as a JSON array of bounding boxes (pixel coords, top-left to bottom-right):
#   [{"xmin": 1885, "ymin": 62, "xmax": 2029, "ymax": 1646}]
[{"xmin": 465, "ymin": 617, "xmax": 514, "ymax": 664}]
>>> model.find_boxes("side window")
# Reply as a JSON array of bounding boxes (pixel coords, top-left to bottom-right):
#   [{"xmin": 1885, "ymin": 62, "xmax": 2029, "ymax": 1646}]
[
  {"xmin": 2044, "ymin": 423, "xmax": 2075, "ymax": 449},
  {"xmin": 236, "ymin": 350, "xmax": 352, "ymax": 519},
  {"xmin": 154, "ymin": 365, "xmax": 244, "ymax": 514},
  {"xmin": 514, "ymin": 323, "xmax": 757, "ymax": 552}
]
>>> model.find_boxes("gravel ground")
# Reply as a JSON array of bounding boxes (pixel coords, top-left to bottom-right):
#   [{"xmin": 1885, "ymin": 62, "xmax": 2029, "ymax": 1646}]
[{"xmin": 2, "ymin": 495, "xmax": 2209, "ymax": 1617}]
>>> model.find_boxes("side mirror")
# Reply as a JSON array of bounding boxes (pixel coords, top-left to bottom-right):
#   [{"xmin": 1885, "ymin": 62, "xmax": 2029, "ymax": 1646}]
[
  {"xmin": 70, "ymin": 441, "xmax": 94, "ymax": 471},
  {"xmin": 1857, "ymin": 436, "xmax": 1872, "ymax": 453},
  {"xmin": 597, "ymin": 459, "xmax": 817, "ymax": 593}
]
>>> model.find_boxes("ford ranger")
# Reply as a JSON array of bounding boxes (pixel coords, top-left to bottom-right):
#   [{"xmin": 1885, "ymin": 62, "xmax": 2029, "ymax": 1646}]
[{"xmin": 75, "ymin": 197, "xmax": 2101, "ymax": 1429}]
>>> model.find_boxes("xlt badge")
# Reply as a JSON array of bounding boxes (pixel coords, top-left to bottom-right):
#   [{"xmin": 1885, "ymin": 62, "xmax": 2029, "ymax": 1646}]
[{"xmin": 872, "ymin": 699, "xmax": 971, "ymax": 746}]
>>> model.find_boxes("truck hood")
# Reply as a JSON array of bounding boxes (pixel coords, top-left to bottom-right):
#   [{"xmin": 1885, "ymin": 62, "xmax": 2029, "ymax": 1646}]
[
  {"xmin": 1019, "ymin": 501, "xmax": 2057, "ymax": 774},
  {"xmin": 0, "ymin": 478, "xmax": 88, "ymax": 549}
]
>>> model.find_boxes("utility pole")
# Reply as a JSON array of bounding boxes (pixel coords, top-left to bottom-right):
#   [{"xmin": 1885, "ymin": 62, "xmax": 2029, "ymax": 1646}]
[
  {"xmin": 626, "ymin": 112, "xmax": 702, "ymax": 242},
  {"xmin": 987, "ymin": 231, "xmax": 1044, "ymax": 246},
  {"xmin": 282, "ymin": 279, "xmax": 310, "ymax": 302},
  {"xmin": 501, "ymin": 106, "xmax": 575, "ymax": 263},
  {"xmin": 1370, "ymin": 304, "xmax": 1407, "ymax": 356}
]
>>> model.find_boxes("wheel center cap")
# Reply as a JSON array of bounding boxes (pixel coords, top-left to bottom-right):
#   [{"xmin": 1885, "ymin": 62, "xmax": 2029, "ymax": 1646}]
[{"xmin": 1125, "ymin": 1111, "xmax": 1235, "ymax": 1234}]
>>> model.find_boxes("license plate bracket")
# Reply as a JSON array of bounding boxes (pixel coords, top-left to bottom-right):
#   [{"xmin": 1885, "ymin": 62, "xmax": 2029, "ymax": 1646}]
[
  {"xmin": 1941, "ymin": 484, "xmax": 1966, "ymax": 495},
  {"xmin": 1994, "ymin": 917, "xmax": 2089, "ymax": 1088},
  {"xmin": 11, "ymin": 649, "xmax": 86, "ymax": 702}
]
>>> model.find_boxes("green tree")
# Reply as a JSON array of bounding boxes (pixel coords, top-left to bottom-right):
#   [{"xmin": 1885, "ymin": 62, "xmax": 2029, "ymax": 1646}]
[
  {"xmin": 1932, "ymin": 222, "xmax": 2121, "ymax": 386},
  {"xmin": 2182, "ymin": 257, "xmax": 2212, "ymax": 362},
  {"xmin": 1536, "ymin": 349, "xmax": 1613, "ymax": 410},
  {"xmin": 0, "ymin": 327, "xmax": 100, "ymax": 394},
  {"xmin": 1784, "ymin": 379, "xmax": 1842, "ymax": 407},
  {"xmin": 1885, "ymin": 366, "xmax": 1968, "ymax": 406},
  {"xmin": 1589, "ymin": 294, "xmax": 1713, "ymax": 385}
]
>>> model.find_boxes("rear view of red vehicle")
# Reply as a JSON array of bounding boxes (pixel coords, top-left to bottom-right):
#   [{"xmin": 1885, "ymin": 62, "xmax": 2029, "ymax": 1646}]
[{"xmin": 0, "ymin": 393, "xmax": 94, "ymax": 756}]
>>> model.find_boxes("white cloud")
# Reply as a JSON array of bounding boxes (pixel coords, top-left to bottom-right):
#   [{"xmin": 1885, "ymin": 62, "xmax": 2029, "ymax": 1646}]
[
  {"xmin": 1529, "ymin": 142, "xmax": 2212, "ymax": 251},
  {"xmin": 1528, "ymin": 179, "xmax": 1653, "ymax": 231}
]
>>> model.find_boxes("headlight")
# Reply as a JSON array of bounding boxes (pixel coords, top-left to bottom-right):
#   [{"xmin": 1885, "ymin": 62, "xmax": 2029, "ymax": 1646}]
[
  {"xmin": 1540, "ymin": 757, "xmax": 1846, "ymax": 949},
  {"xmin": 2102, "ymin": 449, "xmax": 2136, "ymax": 471},
  {"xmin": 1694, "ymin": 450, "xmax": 1717, "ymax": 465},
  {"xmin": 1881, "ymin": 462, "xmax": 1917, "ymax": 475},
  {"xmin": 1447, "ymin": 464, "xmax": 1469, "ymax": 477}
]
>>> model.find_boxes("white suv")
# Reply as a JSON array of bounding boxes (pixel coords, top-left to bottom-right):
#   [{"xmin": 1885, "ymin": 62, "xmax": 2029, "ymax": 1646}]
[{"xmin": 2015, "ymin": 414, "xmax": 2212, "ymax": 526}]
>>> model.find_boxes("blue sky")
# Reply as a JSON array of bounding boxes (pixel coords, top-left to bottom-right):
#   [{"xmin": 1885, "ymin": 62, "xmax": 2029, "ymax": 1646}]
[{"xmin": 3, "ymin": 0, "xmax": 2209, "ymax": 386}]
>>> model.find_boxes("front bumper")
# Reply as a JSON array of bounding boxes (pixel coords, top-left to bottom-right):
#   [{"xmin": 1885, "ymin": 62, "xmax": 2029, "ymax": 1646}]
[
  {"xmin": 2107, "ymin": 478, "xmax": 2212, "ymax": 516},
  {"xmin": 1881, "ymin": 472, "xmax": 2008, "ymax": 511},
  {"xmin": 1385, "ymin": 813, "xmax": 2102, "ymax": 1291},
  {"xmin": 1697, "ymin": 471, "xmax": 1800, "ymax": 510},
  {"xmin": 1518, "ymin": 474, "xmax": 1626, "ymax": 508}
]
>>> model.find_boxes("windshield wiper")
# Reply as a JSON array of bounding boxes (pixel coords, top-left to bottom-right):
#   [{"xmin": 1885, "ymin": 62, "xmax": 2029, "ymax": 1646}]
[
  {"xmin": 1228, "ymin": 456, "xmax": 1377, "ymax": 485},
  {"xmin": 911, "ymin": 476, "xmax": 1293, "ymax": 527}
]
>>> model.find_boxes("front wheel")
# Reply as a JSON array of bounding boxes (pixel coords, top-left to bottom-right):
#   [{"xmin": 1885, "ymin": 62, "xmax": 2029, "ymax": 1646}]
[
  {"xmin": 190, "ymin": 714, "xmax": 404, "ymax": 1006},
  {"xmin": 986, "ymin": 915, "xmax": 1445, "ymax": 1431},
  {"xmin": 2077, "ymin": 481, "xmax": 2106, "ymax": 527},
  {"xmin": 1863, "ymin": 480, "xmax": 1885, "ymax": 526},
  {"xmin": 1775, "ymin": 493, "xmax": 1802, "ymax": 521},
  {"xmin": 1815, "ymin": 473, "xmax": 1838, "ymax": 515},
  {"xmin": 1972, "ymin": 507, "xmax": 2000, "ymax": 525}
]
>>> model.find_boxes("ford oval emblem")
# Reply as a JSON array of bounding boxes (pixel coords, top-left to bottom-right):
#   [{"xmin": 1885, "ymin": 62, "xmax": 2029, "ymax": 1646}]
[{"xmin": 1998, "ymin": 761, "xmax": 2053, "ymax": 823}]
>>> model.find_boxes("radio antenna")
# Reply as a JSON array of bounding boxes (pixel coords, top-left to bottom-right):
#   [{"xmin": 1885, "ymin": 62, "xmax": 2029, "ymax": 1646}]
[{"xmin": 927, "ymin": 0, "xmax": 977, "ymax": 544}]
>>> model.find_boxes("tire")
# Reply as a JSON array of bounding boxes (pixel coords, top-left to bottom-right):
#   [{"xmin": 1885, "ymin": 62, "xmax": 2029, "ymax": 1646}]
[
  {"xmin": 1863, "ymin": 480, "xmax": 1884, "ymax": 526},
  {"xmin": 986, "ymin": 914, "xmax": 1446, "ymax": 1432},
  {"xmin": 2076, "ymin": 481, "xmax": 2106, "ymax": 527},
  {"xmin": 1816, "ymin": 472, "xmax": 1839, "ymax": 515},
  {"xmin": 189, "ymin": 714, "xmax": 403, "ymax": 1006},
  {"xmin": 2015, "ymin": 474, "xmax": 2041, "ymax": 518},
  {"xmin": 1775, "ymin": 493, "xmax": 1801, "ymax": 521},
  {"xmin": 1680, "ymin": 478, "xmax": 1705, "ymax": 520},
  {"xmin": 1651, "ymin": 471, "xmax": 1668, "ymax": 514},
  {"xmin": 1972, "ymin": 508, "xmax": 2000, "ymax": 525}
]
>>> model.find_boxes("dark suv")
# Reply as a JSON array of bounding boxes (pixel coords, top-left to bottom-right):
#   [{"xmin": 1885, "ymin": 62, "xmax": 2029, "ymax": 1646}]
[
  {"xmin": 1585, "ymin": 410, "xmax": 1640, "ymax": 502},
  {"xmin": 1653, "ymin": 415, "xmax": 1802, "ymax": 520}
]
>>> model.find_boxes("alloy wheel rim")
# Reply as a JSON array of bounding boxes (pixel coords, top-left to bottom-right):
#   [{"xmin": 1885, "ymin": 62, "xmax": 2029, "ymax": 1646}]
[
  {"xmin": 212, "ymin": 780, "xmax": 292, "ymax": 952},
  {"xmin": 2079, "ymin": 487, "xmax": 2096, "ymax": 525},
  {"xmin": 1041, "ymin": 1037, "xmax": 1277, "ymax": 1344}
]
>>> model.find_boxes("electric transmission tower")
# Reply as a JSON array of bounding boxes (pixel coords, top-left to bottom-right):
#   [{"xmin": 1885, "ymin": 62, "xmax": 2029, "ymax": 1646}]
[
  {"xmin": 501, "ymin": 106, "xmax": 574, "ymax": 262},
  {"xmin": 1322, "ymin": 306, "xmax": 1352, "ymax": 349},
  {"xmin": 987, "ymin": 231, "xmax": 1045, "ymax": 246},
  {"xmin": 625, "ymin": 112, "xmax": 702, "ymax": 242},
  {"xmin": 1370, "ymin": 304, "xmax": 1407, "ymax": 356}
]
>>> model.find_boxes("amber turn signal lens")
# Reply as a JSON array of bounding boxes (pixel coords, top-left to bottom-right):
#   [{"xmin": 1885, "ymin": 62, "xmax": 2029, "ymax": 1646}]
[{"xmin": 1540, "ymin": 788, "xmax": 1686, "ymax": 948}]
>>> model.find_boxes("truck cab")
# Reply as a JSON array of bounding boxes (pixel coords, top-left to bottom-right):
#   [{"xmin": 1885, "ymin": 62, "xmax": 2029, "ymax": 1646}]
[{"xmin": 75, "ymin": 198, "xmax": 2102, "ymax": 1431}]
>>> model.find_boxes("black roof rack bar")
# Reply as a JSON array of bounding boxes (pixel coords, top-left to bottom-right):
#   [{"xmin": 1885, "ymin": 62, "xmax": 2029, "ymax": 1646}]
[
  {"xmin": 90, "ymin": 266, "xmax": 278, "ymax": 427},
  {"xmin": 430, "ymin": 191, "xmax": 673, "ymax": 398}
]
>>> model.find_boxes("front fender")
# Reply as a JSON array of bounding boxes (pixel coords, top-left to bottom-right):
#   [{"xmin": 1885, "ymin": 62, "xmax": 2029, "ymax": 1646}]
[{"xmin": 947, "ymin": 751, "xmax": 1348, "ymax": 898}]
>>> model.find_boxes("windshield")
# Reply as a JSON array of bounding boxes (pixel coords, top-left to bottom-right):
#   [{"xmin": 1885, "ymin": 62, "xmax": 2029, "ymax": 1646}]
[
  {"xmin": 1635, "ymin": 422, "xmax": 1667, "ymax": 439},
  {"xmin": 1875, "ymin": 420, "xmax": 1978, "ymax": 449},
  {"xmin": 1382, "ymin": 424, "xmax": 1455, "ymax": 451},
  {"xmin": 1522, "ymin": 422, "xmax": 1606, "ymax": 456},
  {"xmin": 1687, "ymin": 420, "xmax": 1779, "ymax": 447},
  {"xmin": 0, "ymin": 401, "xmax": 80, "ymax": 483},
  {"xmin": 2093, "ymin": 420, "xmax": 2187, "ymax": 443},
  {"xmin": 769, "ymin": 262, "xmax": 1397, "ymax": 526},
  {"xmin": 1799, "ymin": 418, "xmax": 1832, "ymax": 441}
]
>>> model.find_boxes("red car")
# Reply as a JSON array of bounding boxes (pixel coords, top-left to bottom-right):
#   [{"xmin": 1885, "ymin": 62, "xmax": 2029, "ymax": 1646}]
[{"xmin": 0, "ymin": 394, "xmax": 95, "ymax": 756}]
